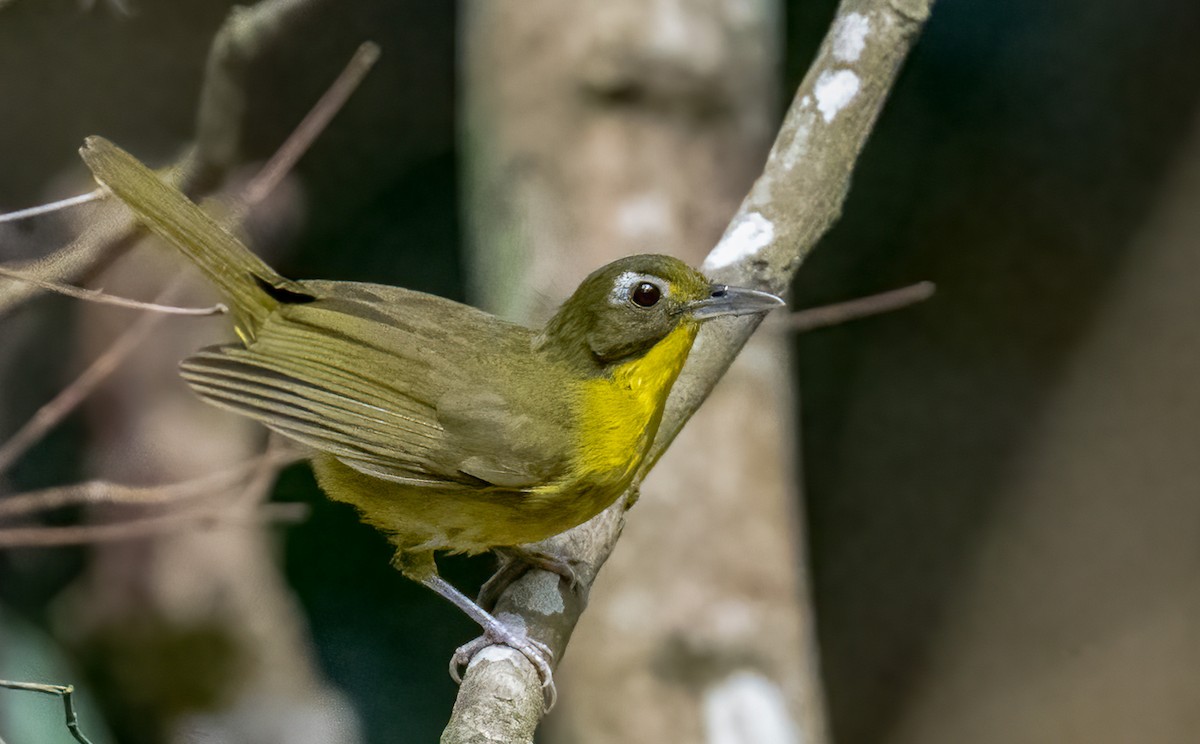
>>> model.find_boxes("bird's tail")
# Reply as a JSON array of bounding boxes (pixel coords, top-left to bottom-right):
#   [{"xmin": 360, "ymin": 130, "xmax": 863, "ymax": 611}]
[{"xmin": 79, "ymin": 136, "xmax": 307, "ymax": 342}]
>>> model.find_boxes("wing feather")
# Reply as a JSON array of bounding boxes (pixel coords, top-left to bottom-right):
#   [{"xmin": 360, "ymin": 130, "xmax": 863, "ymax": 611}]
[{"xmin": 178, "ymin": 283, "xmax": 574, "ymax": 491}]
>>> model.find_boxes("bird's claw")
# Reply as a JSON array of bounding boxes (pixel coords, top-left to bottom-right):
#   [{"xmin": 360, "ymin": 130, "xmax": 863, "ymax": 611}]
[
  {"xmin": 478, "ymin": 547, "xmax": 583, "ymax": 609},
  {"xmin": 450, "ymin": 628, "xmax": 557, "ymax": 710}
]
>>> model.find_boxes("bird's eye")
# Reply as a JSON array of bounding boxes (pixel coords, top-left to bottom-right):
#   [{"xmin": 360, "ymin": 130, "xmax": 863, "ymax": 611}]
[{"xmin": 631, "ymin": 282, "xmax": 662, "ymax": 308}]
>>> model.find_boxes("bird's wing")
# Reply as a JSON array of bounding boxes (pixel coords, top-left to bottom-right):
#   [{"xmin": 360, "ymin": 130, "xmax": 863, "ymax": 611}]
[{"xmin": 179, "ymin": 282, "xmax": 572, "ymax": 490}]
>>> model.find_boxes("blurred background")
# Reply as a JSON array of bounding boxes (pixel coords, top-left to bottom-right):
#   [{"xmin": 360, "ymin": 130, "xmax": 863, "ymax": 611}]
[{"xmin": 2, "ymin": 0, "xmax": 1199, "ymax": 742}]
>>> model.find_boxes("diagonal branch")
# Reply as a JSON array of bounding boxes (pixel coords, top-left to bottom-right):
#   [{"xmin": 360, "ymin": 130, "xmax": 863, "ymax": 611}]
[
  {"xmin": 442, "ymin": 0, "xmax": 937, "ymax": 739},
  {"xmin": 0, "ymin": 0, "xmax": 330, "ymax": 318}
]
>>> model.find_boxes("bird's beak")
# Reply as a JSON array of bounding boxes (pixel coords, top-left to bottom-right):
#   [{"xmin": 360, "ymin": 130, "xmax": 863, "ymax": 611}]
[{"xmin": 686, "ymin": 284, "xmax": 786, "ymax": 319}]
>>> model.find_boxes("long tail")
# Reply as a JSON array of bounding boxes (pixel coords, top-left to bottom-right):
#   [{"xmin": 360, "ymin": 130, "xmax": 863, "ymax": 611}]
[{"xmin": 79, "ymin": 136, "xmax": 307, "ymax": 342}]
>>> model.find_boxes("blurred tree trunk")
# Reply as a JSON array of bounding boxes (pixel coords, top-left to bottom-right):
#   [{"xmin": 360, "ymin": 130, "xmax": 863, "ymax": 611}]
[{"xmin": 462, "ymin": 2, "xmax": 828, "ymax": 741}]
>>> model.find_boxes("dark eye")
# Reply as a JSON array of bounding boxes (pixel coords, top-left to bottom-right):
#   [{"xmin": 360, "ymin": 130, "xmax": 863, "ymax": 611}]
[{"xmin": 631, "ymin": 282, "xmax": 662, "ymax": 308}]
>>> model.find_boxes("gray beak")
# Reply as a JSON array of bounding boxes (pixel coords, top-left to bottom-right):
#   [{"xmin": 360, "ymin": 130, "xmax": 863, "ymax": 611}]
[{"xmin": 687, "ymin": 284, "xmax": 786, "ymax": 319}]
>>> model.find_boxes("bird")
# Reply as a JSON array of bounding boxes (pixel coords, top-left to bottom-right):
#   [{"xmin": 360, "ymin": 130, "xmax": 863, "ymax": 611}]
[{"xmin": 80, "ymin": 136, "xmax": 785, "ymax": 707}]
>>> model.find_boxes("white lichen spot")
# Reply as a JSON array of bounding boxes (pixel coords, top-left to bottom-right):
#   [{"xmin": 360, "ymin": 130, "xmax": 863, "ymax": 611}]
[
  {"xmin": 780, "ymin": 111, "xmax": 815, "ymax": 171},
  {"xmin": 465, "ymin": 646, "xmax": 530, "ymax": 696},
  {"xmin": 467, "ymin": 645, "xmax": 523, "ymax": 671},
  {"xmin": 704, "ymin": 212, "xmax": 775, "ymax": 271},
  {"xmin": 703, "ymin": 671, "xmax": 801, "ymax": 744},
  {"xmin": 814, "ymin": 69, "xmax": 860, "ymax": 123},
  {"xmin": 509, "ymin": 570, "xmax": 566, "ymax": 616},
  {"xmin": 832, "ymin": 12, "xmax": 871, "ymax": 63},
  {"xmin": 800, "ymin": 95, "xmax": 812, "ymax": 108},
  {"xmin": 616, "ymin": 191, "xmax": 672, "ymax": 241}
]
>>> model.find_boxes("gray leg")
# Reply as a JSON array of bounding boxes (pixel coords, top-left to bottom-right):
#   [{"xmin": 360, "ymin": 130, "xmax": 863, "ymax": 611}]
[{"xmin": 421, "ymin": 575, "xmax": 557, "ymax": 710}]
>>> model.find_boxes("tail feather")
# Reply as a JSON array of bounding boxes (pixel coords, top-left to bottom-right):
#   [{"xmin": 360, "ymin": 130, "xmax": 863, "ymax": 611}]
[{"xmin": 79, "ymin": 136, "xmax": 307, "ymax": 340}]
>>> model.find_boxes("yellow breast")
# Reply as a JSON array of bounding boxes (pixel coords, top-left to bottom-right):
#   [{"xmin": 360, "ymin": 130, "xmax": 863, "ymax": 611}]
[{"xmin": 575, "ymin": 322, "xmax": 700, "ymax": 486}]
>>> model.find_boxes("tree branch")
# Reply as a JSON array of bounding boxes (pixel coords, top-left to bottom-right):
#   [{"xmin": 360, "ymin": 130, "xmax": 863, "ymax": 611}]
[
  {"xmin": 788, "ymin": 280, "xmax": 935, "ymax": 333},
  {"xmin": 0, "ymin": 449, "xmax": 301, "ymax": 520},
  {"xmin": 0, "ymin": 0, "xmax": 327, "ymax": 318},
  {"xmin": 443, "ymin": 0, "xmax": 936, "ymax": 739},
  {"xmin": 0, "ymin": 266, "xmax": 226, "ymax": 316},
  {"xmin": 0, "ymin": 502, "xmax": 308, "ymax": 549}
]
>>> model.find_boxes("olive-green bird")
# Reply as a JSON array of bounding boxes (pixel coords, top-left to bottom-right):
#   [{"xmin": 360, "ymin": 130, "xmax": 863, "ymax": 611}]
[{"xmin": 80, "ymin": 136, "xmax": 784, "ymax": 704}]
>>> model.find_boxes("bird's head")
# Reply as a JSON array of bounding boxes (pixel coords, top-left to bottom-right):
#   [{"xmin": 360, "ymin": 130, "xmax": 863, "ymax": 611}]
[{"xmin": 538, "ymin": 254, "xmax": 784, "ymax": 370}]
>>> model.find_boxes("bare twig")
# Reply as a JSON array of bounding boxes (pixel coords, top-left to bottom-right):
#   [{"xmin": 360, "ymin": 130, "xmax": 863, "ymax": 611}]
[
  {"xmin": 0, "ymin": 502, "xmax": 309, "ymax": 548},
  {"xmin": 0, "ymin": 679, "xmax": 95, "ymax": 744},
  {"xmin": 789, "ymin": 281, "xmax": 935, "ymax": 332},
  {"xmin": 0, "ymin": 449, "xmax": 302, "ymax": 520},
  {"xmin": 232, "ymin": 435, "xmax": 296, "ymax": 508},
  {"xmin": 0, "ymin": 265, "xmax": 227, "ymax": 316},
  {"xmin": 0, "ymin": 0, "xmax": 332, "ymax": 317},
  {"xmin": 0, "ymin": 281, "xmax": 184, "ymax": 476},
  {"xmin": 0, "ymin": 189, "xmax": 105, "ymax": 224},
  {"xmin": 0, "ymin": 36, "xmax": 374, "ymax": 477},
  {"xmin": 0, "ymin": 207, "xmax": 147, "ymax": 318},
  {"xmin": 444, "ymin": 0, "xmax": 938, "ymax": 738},
  {"xmin": 240, "ymin": 41, "xmax": 381, "ymax": 208}
]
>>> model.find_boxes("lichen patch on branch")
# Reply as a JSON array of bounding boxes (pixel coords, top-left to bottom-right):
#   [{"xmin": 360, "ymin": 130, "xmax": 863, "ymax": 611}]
[
  {"xmin": 704, "ymin": 212, "xmax": 775, "ymax": 271},
  {"xmin": 509, "ymin": 571, "xmax": 567, "ymax": 616},
  {"xmin": 469, "ymin": 645, "xmax": 525, "ymax": 670},
  {"xmin": 832, "ymin": 12, "xmax": 871, "ymax": 63},
  {"xmin": 814, "ymin": 69, "xmax": 861, "ymax": 123}
]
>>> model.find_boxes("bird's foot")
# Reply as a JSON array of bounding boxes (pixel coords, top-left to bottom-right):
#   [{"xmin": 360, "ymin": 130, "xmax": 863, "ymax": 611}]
[
  {"xmin": 506, "ymin": 547, "xmax": 583, "ymax": 591},
  {"xmin": 450, "ymin": 625, "xmax": 557, "ymax": 710},
  {"xmin": 478, "ymin": 546, "xmax": 582, "ymax": 610}
]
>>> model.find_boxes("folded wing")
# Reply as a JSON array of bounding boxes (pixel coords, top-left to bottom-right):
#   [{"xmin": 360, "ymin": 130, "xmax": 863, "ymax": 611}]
[{"xmin": 179, "ymin": 281, "xmax": 572, "ymax": 491}]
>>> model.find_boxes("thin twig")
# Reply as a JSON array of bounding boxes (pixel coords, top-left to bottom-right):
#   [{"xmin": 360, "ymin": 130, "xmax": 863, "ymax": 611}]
[
  {"xmin": 0, "ymin": 502, "xmax": 309, "ymax": 548},
  {"xmin": 0, "ymin": 40, "xmax": 377, "ymax": 476},
  {"xmin": 789, "ymin": 281, "xmax": 935, "ymax": 332},
  {"xmin": 0, "ymin": 679, "xmax": 95, "ymax": 744},
  {"xmin": 241, "ymin": 41, "xmax": 381, "ymax": 208},
  {"xmin": 0, "ymin": 280, "xmax": 185, "ymax": 476},
  {"xmin": 0, "ymin": 189, "xmax": 104, "ymax": 224},
  {"xmin": 0, "ymin": 449, "xmax": 302, "ymax": 520},
  {"xmin": 232, "ymin": 435, "xmax": 295, "ymax": 509},
  {"xmin": 0, "ymin": 265, "xmax": 227, "ymax": 316},
  {"xmin": 0, "ymin": 209, "xmax": 147, "ymax": 317}
]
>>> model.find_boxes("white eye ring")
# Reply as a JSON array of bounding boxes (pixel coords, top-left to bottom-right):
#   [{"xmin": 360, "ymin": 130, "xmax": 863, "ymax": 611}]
[{"xmin": 610, "ymin": 271, "xmax": 667, "ymax": 306}]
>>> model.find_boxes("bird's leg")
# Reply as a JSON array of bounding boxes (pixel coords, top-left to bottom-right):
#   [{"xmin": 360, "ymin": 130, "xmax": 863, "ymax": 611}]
[
  {"xmin": 393, "ymin": 549, "xmax": 557, "ymax": 709},
  {"xmin": 477, "ymin": 546, "xmax": 582, "ymax": 611},
  {"xmin": 422, "ymin": 575, "xmax": 557, "ymax": 710}
]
